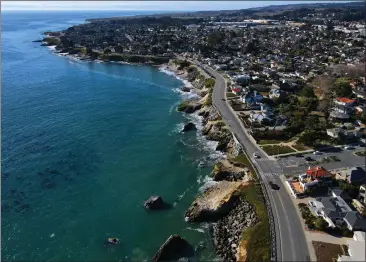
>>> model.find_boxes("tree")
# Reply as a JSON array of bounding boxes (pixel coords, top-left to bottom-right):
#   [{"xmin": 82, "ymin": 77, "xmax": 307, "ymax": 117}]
[
  {"xmin": 315, "ymin": 217, "xmax": 328, "ymax": 231},
  {"xmin": 334, "ymin": 78, "xmax": 352, "ymax": 97},
  {"xmin": 300, "ymin": 86, "xmax": 316, "ymax": 98}
]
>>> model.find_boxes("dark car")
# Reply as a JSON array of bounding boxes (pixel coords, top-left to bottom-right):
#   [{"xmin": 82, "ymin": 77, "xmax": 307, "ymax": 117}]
[
  {"xmin": 269, "ymin": 181, "xmax": 280, "ymax": 190},
  {"xmin": 304, "ymin": 156, "xmax": 313, "ymax": 161},
  {"xmin": 295, "ymin": 153, "xmax": 303, "ymax": 157},
  {"xmin": 221, "ymin": 98, "xmax": 226, "ymax": 101}
]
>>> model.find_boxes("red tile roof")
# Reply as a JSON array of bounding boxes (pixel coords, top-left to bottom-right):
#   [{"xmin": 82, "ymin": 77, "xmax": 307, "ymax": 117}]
[
  {"xmin": 336, "ymin": 97, "xmax": 356, "ymax": 104},
  {"xmin": 233, "ymin": 87, "xmax": 241, "ymax": 93},
  {"xmin": 305, "ymin": 166, "xmax": 329, "ymax": 178}
]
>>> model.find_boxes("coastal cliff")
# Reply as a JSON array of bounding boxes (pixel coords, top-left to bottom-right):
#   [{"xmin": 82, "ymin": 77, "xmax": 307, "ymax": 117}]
[{"xmin": 170, "ymin": 59, "xmax": 262, "ymax": 262}]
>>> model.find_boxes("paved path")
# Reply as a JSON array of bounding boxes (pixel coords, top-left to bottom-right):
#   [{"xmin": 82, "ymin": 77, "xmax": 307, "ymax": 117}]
[{"xmin": 306, "ymin": 232, "xmax": 352, "ymax": 245}]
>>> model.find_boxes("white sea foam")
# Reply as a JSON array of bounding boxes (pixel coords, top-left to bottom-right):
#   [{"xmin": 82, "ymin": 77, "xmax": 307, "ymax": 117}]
[
  {"xmin": 47, "ymin": 45, "xmax": 57, "ymax": 51},
  {"xmin": 198, "ymin": 176, "xmax": 218, "ymax": 192},
  {"xmin": 185, "ymin": 227, "xmax": 205, "ymax": 233}
]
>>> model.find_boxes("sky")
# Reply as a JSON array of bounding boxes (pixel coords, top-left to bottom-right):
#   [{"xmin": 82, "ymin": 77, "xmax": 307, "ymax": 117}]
[{"xmin": 1, "ymin": 1, "xmax": 355, "ymax": 11}]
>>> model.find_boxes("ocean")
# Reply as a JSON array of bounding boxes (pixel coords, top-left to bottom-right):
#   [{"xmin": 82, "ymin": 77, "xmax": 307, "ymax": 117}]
[{"xmin": 1, "ymin": 11, "xmax": 221, "ymax": 261}]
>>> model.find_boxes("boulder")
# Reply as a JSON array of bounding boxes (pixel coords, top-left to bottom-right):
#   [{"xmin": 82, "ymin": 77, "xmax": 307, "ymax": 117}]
[
  {"xmin": 152, "ymin": 235, "xmax": 194, "ymax": 262},
  {"xmin": 181, "ymin": 86, "xmax": 191, "ymax": 92},
  {"xmin": 182, "ymin": 122, "xmax": 196, "ymax": 132},
  {"xmin": 144, "ymin": 196, "xmax": 164, "ymax": 210}
]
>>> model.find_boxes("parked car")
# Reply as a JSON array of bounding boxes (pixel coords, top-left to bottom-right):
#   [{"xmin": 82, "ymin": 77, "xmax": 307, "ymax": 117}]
[
  {"xmin": 344, "ymin": 145, "xmax": 354, "ymax": 150},
  {"xmin": 313, "ymin": 151, "xmax": 322, "ymax": 155},
  {"xmin": 304, "ymin": 156, "xmax": 313, "ymax": 161},
  {"xmin": 295, "ymin": 153, "xmax": 303, "ymax": 157}
]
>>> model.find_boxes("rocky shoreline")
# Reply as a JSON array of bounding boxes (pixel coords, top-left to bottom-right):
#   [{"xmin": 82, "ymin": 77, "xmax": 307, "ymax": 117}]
[
  {"xmin": 166, "ymin": 61, "xmax": 259, "ymax": 262},
  {"xmin": 39, "ymin": 36, "xmax": 259, "ymax": 260}
]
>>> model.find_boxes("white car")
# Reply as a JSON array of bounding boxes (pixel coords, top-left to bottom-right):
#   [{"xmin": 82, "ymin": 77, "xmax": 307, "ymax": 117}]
[
  {"xmin": 313, "ymin": 151, "xmax": 322, "ymax": 155},
  {"xmin": 344, "ymin": 145, "xmax": 354, "ymax": 150},
  {"xmin": 253, "ymin": 153, "xmax": 260, "ymax": 159}
]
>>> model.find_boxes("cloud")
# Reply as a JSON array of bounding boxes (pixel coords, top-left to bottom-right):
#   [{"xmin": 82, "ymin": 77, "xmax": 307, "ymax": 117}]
[{"xmin": 1, "ymin": 1, "xmax": 347, "ymax": 11}]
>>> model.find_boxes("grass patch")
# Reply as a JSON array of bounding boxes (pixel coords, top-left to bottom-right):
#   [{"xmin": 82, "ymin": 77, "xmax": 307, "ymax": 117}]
[
  {"xmin": 292, "ymin": 143, "xmax": 311, "ymax": 151},
  {"xmin": 260, "ymin": 145, "xmax": 296, "ymax": 155},
  {"xmin": 258, "ymin": 139, "xmax": 289, "ymax": 145},
  {"xmin": 226, "ymin": 92, "xmax": 236, "ymax": 98},
  {"xmin": 241, "ymin": 184, "xmax": 271, "ymax": 262},
  {"xmin": 229, "ymin": 154, "xmax": 255, "ymax": 175},
  {"xmin": 355, "ymin": 151, "xmax": 366, "ymax": 156}
]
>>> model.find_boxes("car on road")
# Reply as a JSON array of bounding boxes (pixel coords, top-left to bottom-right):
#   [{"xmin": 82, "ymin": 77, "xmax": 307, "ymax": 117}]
[
  {"xmin": 253, "ymin": 153, "xmax": 260, "ymax": 159},
  {"xmin": 269, "ymin": 181, "xmax": 280, "ymax": 190},
  {"xmin": 344, "ymin": 145, "xmax": 354, "ymax": 150},
  {"xmin": 313, "ymin": 151, "xmax": 322, "ymax": 155},
  {"xmin": 304, "ymin": 156, "xmax": 313, "ymax": 161},
  {"xmin": 295, "ymin": 153, "xmax": 303, "ymax": 157},
  {"xmin": 221, "ymin": 98, "xmax": 226, "ymax": 101}
]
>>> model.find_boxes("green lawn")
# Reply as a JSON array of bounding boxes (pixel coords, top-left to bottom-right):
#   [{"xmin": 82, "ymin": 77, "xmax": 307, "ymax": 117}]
[
  {"xmin": 260, "ymin": 145, "xmax": 296, "ymax": 155},
  {"xmin": 258, "ymin": 139, "xmax": 288, "ymax": 145},
  {"xmin": 229, "ymin": 154, "xmax": 255, "ymax": 175},
  {"xmin": 241, "ymin": 184, "xmax": 271, "ymax": 262}
]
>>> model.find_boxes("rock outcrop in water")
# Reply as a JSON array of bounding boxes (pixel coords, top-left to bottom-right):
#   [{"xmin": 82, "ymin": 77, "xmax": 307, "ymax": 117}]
[
  {"xmin": 152, "ymin": 235, "xmax": 195, "ymax": 262},
  {"xmin": 181, "ymin": 122, "xmax": 196, "ymax": 132},
  {"xmin": 177, "ymin": 100, "xmax": 202, "ymax": 114},
  {"xmin": 184, "ymin": 182, "xmax": 247, "ymax": 222},
  {"xmin": 144, "ymin": 196, "xmax": 165, "ymax": 210}
]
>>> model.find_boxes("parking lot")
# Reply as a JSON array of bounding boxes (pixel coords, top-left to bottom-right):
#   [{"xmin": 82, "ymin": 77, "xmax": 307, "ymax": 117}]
[{"xmin": 276, "ymin": 145, "xmax": 366, "ymax": 175}]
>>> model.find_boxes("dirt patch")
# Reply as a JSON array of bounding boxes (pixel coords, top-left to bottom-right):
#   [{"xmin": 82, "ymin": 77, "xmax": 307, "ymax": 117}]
[
  {"xmin": 236, "ymin": 239, "xmax": 248, "ymax": 262},
  {"xmin": 312, "ymin": 241, "xmax": 345, "ymax": 262}
]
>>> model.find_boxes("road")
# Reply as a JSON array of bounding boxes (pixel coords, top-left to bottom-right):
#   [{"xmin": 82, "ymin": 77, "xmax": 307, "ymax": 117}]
[{"xmin": 195, "ymin": 60, "xmax": 311, "ymax": 262}]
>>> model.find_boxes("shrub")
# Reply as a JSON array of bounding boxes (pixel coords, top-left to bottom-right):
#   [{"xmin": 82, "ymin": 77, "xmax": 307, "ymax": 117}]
[{"xmin": 315, "ymin": 218, "xmax": 328, "ymax": 231}]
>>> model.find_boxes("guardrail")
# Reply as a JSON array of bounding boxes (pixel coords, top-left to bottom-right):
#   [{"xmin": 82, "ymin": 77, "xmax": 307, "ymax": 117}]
[{"xmin": 233, "ymin": 133, "xmax": 278, "ymax": 262}]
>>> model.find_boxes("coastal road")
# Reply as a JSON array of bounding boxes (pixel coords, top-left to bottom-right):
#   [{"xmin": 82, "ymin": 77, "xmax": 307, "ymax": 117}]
[{"xmin": 194, "ymin": 61, "xmax": 311, "ymax": 262}]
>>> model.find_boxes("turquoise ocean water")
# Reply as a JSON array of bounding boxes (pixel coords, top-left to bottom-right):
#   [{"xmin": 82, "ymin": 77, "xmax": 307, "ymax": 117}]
[{"xmin": 1, "ymin": 11, "xmax": 220, "ymax": 261}]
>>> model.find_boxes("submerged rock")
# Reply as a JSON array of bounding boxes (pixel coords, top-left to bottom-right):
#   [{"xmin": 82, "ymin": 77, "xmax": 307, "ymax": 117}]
[
  {"xmin": 144, "ymin": 196, "xmax": 165, "ymax": 210},
  {"xmin": 182, "ymin": 122, "xmax": 196, "ymax": 132},
  {"xmin": 152, "ymin": 235, "xmax": 194, "ymax": 262}
]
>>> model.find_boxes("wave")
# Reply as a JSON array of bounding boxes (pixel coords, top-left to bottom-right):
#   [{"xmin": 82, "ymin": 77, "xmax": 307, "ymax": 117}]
[
  {"xmin": 198, "ymin": 176, "xmax": 218, "ymax": 192},
  {"xmin": 185, "ymin": 227, "xmax": 205, "ymax": 233}
]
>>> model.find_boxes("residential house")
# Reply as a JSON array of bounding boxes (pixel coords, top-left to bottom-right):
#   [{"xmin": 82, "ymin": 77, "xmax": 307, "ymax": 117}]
[
  {"xmin": 242, "ymin": 91, "xmax": 263, "ymax": 104},
  {"xmin": 337, "ymin": 231, "xmax": 366, "ymax": 262},
  {"xmin": 299, "ymin": 166, "xmax": 332, "ymax": 191},
  {"xmin": 269, "ymin": 89, "xmax": 283, "ymax": 99},
  {"xmin": 336, "ymin": 167, "xmax": 366, "ymax": 184},
  {"xmin": 249, "ymin": 111, "xmax": 273, "ymax": 124},
  {"xmin": 308, "ymin": 195, "xmax": 352, "ymax": 228},
  {"xmin": 326, "ymin": 128, "xmax": 342, "ymax": 139},
  {"xmin": 232, "ymin": 86, "xmax": 242, "ymax": 95},
  {"xmin": 334, "ymin": 97, "xmax": 356, "ymax": 114},
  {"xmin": 309, "ymin": 188, "xmax": 366, "ymax": 231}
]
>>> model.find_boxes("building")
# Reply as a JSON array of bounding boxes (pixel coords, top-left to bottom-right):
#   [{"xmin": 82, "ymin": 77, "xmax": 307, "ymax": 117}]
[
  {"xmin": 232, "ymin": 86, "xmax": 242, "ymax": 95},
  {"xmin": 336, "ymin": 167, "xmax": 366, "ymax": 184},
  {"xmin": 299, "ymin": 166, "xmax": 332, "ymax": 191},
  {"xmin": 337, "ymin": 231, "xmax": 366, "ymax": 262}
]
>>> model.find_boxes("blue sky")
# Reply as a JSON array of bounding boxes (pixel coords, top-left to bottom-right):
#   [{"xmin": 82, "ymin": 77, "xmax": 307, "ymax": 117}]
[{"xmin": 1, "ymin": 1, "xmax": 354, "ymax": 11}]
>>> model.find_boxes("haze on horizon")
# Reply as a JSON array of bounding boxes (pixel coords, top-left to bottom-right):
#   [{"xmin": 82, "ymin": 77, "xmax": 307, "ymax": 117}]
[{"xmin": 1, "ymin": 1, "xmax": 355, "ymax": 11}]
